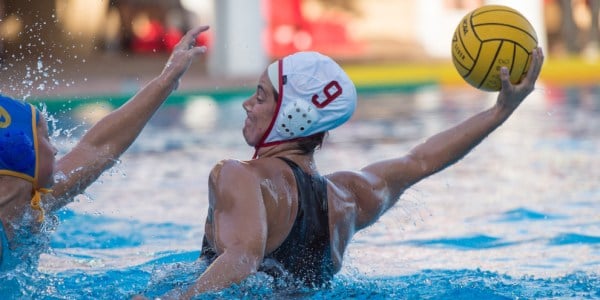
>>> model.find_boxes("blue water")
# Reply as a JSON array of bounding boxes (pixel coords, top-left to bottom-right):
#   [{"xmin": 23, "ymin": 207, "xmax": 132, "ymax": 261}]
[{"xmin": 2, "ymin": 84, "xmax": 599, "ymax": 299}]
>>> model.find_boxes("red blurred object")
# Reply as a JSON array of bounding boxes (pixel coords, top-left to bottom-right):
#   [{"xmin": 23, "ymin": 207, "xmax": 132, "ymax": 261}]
[
  {"xmin": 164, "ymin": 27, "xmax": 183, "ymax": 51},
  {"xmin": 196, "ymin": 30, "xmax": 212, "ymax": 53},
  {"xmin": 131, "ymin": 20, "xmax": 165, "ymax": 53},
  {"xmin": 262, "ymin": 0, "xmax": 364, "ymax": 59},
  {"xmin": 131, "ymin": 21, "xmax": 212, "ymax": 54}
]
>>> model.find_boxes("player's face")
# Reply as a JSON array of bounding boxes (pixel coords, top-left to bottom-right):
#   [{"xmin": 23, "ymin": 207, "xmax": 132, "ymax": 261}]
[
  {"xmin": 242, "ymin": 70, "xmax": 278, "ymax": 146},
  {"xmin": 36, "ymin": 117, "xmax": 57, "ymax": 188}
]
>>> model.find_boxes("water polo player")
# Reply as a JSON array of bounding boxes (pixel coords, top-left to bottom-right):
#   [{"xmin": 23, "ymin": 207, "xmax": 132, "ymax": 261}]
[
  {"xmin": 159, "ymin": 47, "xmax": 544, "ymax": 299},
  {"xmin": 0, "ymin": 25, "xmax": 209, "ymax": 271}
]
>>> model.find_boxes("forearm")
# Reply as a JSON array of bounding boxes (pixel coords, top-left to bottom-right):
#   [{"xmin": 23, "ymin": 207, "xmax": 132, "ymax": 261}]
[
  {"xmin": 78, "ymin": 70, "xmax": 179, "ymax": 158},
  {"xmin": 359, "ymin": 104, "xmax": 515, "ymax": 218},
  {"xmin": 178, "ymin": 252, "xmax": 257, "ymax": 300},
  {"xmin": 408, "ymin": 104, "xmax": 513, "ymax": 175}
]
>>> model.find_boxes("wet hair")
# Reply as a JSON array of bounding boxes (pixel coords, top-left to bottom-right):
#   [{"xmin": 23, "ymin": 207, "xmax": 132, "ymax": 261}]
[
  {"xmin": 298, "ymin": 132, "xmax": 327, "ymax": 154},
  {"xmin": 272, "ymin": 88, "xmax": 327, "ymax": 154}
]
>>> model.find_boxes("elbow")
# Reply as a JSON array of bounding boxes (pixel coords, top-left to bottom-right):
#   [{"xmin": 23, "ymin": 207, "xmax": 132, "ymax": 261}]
[
  {"xmin": 238, "ymin": 252, "xmax": 262, "ymax": 276},
  {"xmin": 221, "ymin": 249, "xmax": 262, "ymax": 282},
  {"xmin": 406, "ymin": 151, "xmax": 437, "ymax": 175}
]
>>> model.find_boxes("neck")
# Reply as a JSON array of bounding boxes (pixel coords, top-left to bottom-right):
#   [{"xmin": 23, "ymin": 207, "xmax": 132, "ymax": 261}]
[
  {"xmin": 253, "ymin": 143, "xmax": 319, "ymax": 173},
  {"xmin": 0, "ymin": 176, "xmax": 31, "ymax": 207},
  {"xmin": 253, "ymin": 140, "xmax": 310, "ymax": 158},
  {"xmin": 0, "ymin": 176, "xmax": 33, "ymax": 240}
]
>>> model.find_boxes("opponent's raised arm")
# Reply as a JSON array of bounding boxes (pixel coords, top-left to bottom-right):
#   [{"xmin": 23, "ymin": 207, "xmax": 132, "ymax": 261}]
[
  {"xmin": 357, "ymin": 47, "xmax": 544, "ymax": 219},
  {"xmin": 49, "ymin": 26, "xmax": 209, "ymax": 209}
]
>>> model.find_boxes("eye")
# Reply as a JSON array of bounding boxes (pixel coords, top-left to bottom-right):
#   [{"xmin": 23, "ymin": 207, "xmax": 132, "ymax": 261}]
[
  {"xmin": 256, "ymin": 85, "xmax": 268, "ymax": 102},
  {"xmin": 256, "ymin": 92, "xmax": 266, "ymax": 103}
]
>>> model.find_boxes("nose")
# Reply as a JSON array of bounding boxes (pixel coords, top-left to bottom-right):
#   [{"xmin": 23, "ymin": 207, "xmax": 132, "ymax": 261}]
[{"xmin": 242, "ymin": 97, "xmax": 252, "ymax": 112}]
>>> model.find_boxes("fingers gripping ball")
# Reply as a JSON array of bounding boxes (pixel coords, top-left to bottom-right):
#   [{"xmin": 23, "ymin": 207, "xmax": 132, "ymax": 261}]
[{"xmin": 451, "ymin": 5, "xmax": 538, "ymax": 91}]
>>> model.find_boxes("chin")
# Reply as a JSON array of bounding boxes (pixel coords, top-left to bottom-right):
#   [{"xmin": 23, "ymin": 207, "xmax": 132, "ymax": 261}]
[
  {"xmin": 245, "ymin": 138, "xmax": 256, "ymax": 147},
  {"xmin": 242, "ymin": 129, "xmax": 256, "ymax": 146}
]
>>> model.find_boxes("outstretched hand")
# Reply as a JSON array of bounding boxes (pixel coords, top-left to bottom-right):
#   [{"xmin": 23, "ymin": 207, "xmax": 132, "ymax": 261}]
[
  {"xmin": 497, "ymin": 47, "xmax": 544, "ymax": 110},
  {"xmin": 161, "ymin": 25, "xmax": 210, "ymax": 89}
]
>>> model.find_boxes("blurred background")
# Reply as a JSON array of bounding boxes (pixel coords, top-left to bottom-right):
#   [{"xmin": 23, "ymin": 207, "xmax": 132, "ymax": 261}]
[{"xmin": 0, "ymin": 0, "xmax": 598, "ymax": 98}]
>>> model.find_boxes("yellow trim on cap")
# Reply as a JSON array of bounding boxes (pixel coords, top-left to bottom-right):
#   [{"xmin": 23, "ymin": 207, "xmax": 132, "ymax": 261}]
[
  {"xmin": 0, "ymin": 105, "xmax": 12, "ymax": 128},
  {"xmin": 0, "ymin": 170, "xmax": 35, "ymax": 182},
  {"xmin": 29, "ymin": 103, "xmax": 39, "ymax": 187},
  {"xmin": 27, "ymin": 103, "xmax": 48, "ymax": 222}
]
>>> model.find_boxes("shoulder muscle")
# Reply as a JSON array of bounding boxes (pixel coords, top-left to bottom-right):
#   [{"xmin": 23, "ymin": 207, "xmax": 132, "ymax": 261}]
[
  {"xmin": 327, "ymin": 170, "xmax": 389, "ymax": 229},
  {"xmin": 208, "ymin": 159, "xmax": 267, "ymax": 256}
]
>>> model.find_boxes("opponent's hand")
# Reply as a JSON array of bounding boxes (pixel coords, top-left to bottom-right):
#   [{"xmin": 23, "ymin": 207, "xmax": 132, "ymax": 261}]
[
  {"xmin": 497, "ymin": 47, "xmax": 544, "ymax": 111},
  {"xmin": 161, "ymin": 25, "xmax": 210, "ymax": 88}
]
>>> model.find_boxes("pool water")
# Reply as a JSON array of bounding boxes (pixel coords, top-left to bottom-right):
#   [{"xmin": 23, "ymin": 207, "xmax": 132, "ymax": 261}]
[{"xmin": 2, "ymin": 84, "xmax": 599, "ymax": 299}]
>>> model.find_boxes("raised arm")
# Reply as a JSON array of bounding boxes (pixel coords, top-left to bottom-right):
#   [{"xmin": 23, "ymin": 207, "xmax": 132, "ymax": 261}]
[
  {"xmin": 355, "ymin": 47, "xmax": 544, "ymax": 226},
  {"xmin": 48, "ymin": 26, "xmax": 209, "ymax": 211}
]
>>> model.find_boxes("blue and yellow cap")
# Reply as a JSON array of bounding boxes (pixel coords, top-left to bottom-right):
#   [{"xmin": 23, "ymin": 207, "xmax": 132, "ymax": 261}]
[{"xmin": 0, "ymin": 94, "xmax": 50, "ymax": 221}]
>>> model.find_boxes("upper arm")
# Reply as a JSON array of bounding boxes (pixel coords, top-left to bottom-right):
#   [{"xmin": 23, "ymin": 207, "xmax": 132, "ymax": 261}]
[
  {"xmin": 360, "ymin": 153, "xmax": 429, "ymax": 199},
  {"xmin": 208, "ymin": 159, "xmax": 267, "ymax": 267},
  {"xmin": 49, "ymin": 142, "xmax": 116, "ymax": 207},
  {"xmin": 335, "ymin": 154, "xmax": 427, "ymax": 229}
]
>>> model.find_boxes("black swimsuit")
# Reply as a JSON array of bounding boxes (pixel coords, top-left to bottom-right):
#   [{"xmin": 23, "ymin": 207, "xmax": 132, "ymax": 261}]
[{"xmin": 200, "ymin": 157, "xmax": 334, "ymax": 287}]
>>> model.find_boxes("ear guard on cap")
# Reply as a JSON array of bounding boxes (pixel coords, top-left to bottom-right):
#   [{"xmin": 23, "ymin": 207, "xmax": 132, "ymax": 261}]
[{"xmin": 275, "ymin": 98, "xmax": 320, "ymax": 139}]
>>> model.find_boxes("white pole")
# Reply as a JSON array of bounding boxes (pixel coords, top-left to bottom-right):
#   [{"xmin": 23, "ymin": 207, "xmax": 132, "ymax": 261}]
[{"xmin": 208, "ymin": 0, "xmax": 267, "ymax": 78}]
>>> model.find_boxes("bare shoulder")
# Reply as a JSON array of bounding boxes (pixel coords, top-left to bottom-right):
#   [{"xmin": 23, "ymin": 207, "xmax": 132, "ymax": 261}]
[
  {"xmin": 208, "ymin": 158, "xmax": 277, "ymax": 182},
  {"xmin": 209, "ymin": 158, "xmax": 250, "ymax": 179},
  {"xmin": 208, "ymin": 159, "xmax": 260, "ymax": 196},
  {"xmin": 325, "ymin": 171, "xmax": 378, "ymax": 186},
  {"xmin": 208, "ymin": 159, "xmax": 267, "ymax": 212},
  {"xmin": 326, "ymin": 169, "xmax": 389, "ymax": 229},
  {"xmin": 326, "ymin": 169, "xmax": 386, "ymax": 197},
  {"xmin": 208, "ymin": 158, "xmax": 288, "ymax": 193}
]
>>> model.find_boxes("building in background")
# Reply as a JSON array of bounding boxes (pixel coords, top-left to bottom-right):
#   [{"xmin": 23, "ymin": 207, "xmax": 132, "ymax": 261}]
[{"xmin": 0, "ymin": 0, "xmax": 597, "ymax": 75}]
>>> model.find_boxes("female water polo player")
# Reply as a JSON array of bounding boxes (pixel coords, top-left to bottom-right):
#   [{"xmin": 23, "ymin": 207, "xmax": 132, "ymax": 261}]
[
  {"xmin": 155, "ymin": 47, "xmax": 544, "ymax": 299},
  {"xmin": 0, "ymin": 26, "xmax": 209, "ymax": 271}
]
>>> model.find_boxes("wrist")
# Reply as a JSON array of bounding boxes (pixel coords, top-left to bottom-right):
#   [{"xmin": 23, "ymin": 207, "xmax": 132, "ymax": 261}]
[
  {"xmin": 155, "ymin": 70, "xmax": 180, "ymax": 92},
  {"xmin": 491, "ymin": 102, "xmax": 514, "ymax": 123}
]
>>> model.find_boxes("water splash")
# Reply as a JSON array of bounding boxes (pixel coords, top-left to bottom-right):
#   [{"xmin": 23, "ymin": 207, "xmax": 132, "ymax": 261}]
[{"xmin": 0, "ymin": 20, "xmax": 83, "ymax": 99}]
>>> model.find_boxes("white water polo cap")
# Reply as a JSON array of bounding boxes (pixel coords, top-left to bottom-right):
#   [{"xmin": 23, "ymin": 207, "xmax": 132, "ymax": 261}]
[{"xmin": 256, "ymin": 51, "xmax": 357, "ymax": 155}]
